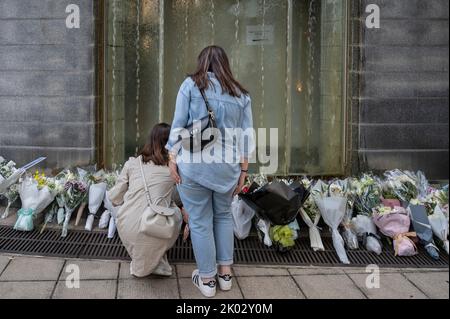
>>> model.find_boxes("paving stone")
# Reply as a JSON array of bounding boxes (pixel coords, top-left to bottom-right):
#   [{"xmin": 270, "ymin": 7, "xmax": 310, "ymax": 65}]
[
  {"xmin": 118, "ymin": 279, "xmax": 179, "ymax": 299},
  {"xmin": 0, "ymin": 257, "xmax": 64, "ymax": 281},
  {"xmin": 119, "ymin": 262, "xmax": 176, "ymax": 280},
  {"xmin": 294, "ymin": 275, "xmax": 366, "ymax": 299},
  {"xmin": 176, "ymin": 264, "xmax": 197, "ymax": 278},
  {"xmin": 52, "ymin": 280, "xmax": 117, "ymax": 299},
  {"xmin": 348, "ymin": 273, "xmax": 428, "ymax": 299},
  {"xmin": 289, "ymin": 268, "xmax": 345, "ymax": 275},
  {"xmin": 0, "ymin": 281, "xmax": 54, "ymax": 299},
  {"xmin": 179, "ymin": 278, "xmax": 244, "ymax": 300},
  {"xmin": 233, "ymin": 266, "xmax": 290, "ymax": 277},
  {"xmin": 0, "ymin": 255, "xmax": 12, "ymax": 274},
  {"xmin": 60, "ymin": 260, "xmax": 119, "ymax": 280},
  {"xmin": 403, "ymin": 272, "xmax": 449, "ymax": 299},
  {"xmin": 238, "ymin": 277, "xmax": 305, "ymax": 299}
]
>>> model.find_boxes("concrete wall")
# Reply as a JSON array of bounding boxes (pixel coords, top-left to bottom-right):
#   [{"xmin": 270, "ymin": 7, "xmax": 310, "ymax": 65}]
[
  {"xmin": 0, "ymin": 0, "xmax": 96, "ymax": 169},
  {"xmin": 350, "ymin": 0, "xmax": 449, "ymax": 180}
]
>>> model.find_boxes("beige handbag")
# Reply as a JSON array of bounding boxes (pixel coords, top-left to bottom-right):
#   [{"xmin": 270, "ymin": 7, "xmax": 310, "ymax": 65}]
[{"xmin": 138, "ymin": 156, "xmax": 181, "ymax": 239}]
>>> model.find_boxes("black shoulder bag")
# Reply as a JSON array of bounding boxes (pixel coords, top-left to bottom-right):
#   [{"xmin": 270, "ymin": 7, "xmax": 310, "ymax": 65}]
[{"xmin": 178, "ymin": 89, "xmax": 218, "ymax": 153}]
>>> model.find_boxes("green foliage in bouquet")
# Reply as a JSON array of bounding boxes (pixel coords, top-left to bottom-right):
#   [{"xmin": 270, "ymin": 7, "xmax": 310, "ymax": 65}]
[{"xmin": 270, "ymin": 225, "xmax": 295, "ymax": 250}]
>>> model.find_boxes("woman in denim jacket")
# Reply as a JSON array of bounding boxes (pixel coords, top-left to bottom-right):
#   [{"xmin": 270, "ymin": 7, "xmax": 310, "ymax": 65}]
[{"xmin": 166, "ymin": 46, "xmax": 255, "ymax": 298}]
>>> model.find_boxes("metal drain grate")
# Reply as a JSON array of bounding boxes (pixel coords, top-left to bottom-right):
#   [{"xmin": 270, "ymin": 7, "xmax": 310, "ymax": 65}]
[{"xmin": 0, "ymin": 226, "xmax": 448, "ymax": 268}]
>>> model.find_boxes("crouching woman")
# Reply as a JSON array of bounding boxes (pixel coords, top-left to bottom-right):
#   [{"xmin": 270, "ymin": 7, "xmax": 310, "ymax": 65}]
[{"xmin": 109, "ymin": 123, "xmax": 182, "ymax": 277}]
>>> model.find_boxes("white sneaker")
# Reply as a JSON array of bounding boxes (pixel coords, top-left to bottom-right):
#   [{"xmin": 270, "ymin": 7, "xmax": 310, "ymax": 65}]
[
  {"xmin": 192, "ymin": 270, "xmax": 216, "ymax": 298},
  {"xmin": 218, "ymin": 274, "xmax": 233, "ymax": 291}
]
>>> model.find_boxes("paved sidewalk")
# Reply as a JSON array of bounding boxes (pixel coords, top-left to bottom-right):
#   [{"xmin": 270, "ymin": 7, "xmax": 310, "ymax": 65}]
[{"xmin": 0, "ymin": 254, "xmax": 448, "ymax": 299}]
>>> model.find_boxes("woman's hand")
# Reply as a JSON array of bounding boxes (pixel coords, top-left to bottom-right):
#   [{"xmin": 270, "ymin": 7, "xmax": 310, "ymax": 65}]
[
  {"xmin": 233, "ymin": 172, "xmax": 247, "ymax": 196},
  {"xmin": 169, "ymin": 161, "xmax": 181, "ymax": 185}
]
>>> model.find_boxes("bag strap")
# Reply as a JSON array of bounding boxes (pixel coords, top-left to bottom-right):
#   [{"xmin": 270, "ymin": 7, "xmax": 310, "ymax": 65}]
[
  {"xmin": 199, "ymin": 89, "xmax": 214, "ymax": 114},
  {"xmin": 139, "ymin": 156, "xmax": 153, "ymax": 208}
]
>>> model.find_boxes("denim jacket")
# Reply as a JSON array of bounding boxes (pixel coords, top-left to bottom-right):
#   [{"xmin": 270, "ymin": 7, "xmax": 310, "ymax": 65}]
[{"xmin": 166, "ymin": 72, "xmax": 255, "ymax": 193}]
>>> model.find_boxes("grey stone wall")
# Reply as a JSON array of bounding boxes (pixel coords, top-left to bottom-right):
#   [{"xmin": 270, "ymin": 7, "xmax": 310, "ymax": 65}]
[
  {"xmin": 0, "ymin": 0, "xmax": 96, "ymax": 169},
  {"xmin": 350, "ymin": 0, "xmax": 449, "ymax": 180}
]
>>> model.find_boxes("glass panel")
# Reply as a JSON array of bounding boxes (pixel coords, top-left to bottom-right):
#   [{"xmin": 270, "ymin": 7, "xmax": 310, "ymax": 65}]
[{"xmin": 106, "ymin": 0, "xmax": 347, "ymax": 175}]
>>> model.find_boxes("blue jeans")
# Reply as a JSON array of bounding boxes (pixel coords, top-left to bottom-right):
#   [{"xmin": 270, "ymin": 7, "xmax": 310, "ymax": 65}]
[{"xmin": 177, "ymin": 174, "xmax": 235, "ymax": 278}]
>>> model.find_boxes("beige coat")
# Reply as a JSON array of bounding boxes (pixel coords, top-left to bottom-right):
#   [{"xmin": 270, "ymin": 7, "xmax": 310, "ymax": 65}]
[{"xmin": 109, "ymin": 157, "xmax": 181, "ymax": 278}]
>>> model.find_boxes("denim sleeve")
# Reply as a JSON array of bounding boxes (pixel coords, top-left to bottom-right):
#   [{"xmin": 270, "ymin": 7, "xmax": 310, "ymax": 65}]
[
  {"xmin": 239, "ymin": 96, "xmax": 256, "ymax": 160},
  {"xmin": 166, "ymin": 81, "xmax": 190, "ymax": 154}
]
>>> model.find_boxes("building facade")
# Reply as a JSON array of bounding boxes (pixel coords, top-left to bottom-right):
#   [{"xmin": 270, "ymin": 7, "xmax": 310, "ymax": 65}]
[{"xmin": 0, "ymin": 0, "xmax": 448, "ymax": 180}]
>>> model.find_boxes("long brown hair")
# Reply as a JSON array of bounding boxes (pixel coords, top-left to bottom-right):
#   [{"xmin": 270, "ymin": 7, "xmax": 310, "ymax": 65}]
[
  {"xmin": 189, "ymin": 45, "xmax": 248, "ymax": 97},
  {"xmin": 140, "ymin": 123, "xmax": 171, "ymax": 166}
]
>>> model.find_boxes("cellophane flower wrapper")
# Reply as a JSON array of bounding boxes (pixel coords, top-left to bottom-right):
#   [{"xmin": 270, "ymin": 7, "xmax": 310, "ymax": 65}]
[
  {"xmin": 104, "ymin": 191, "xmax": 120, "ymax": 238},
  {"xmin": 231, "ymin": 195, "xmax": 256, "ymax": 240},
  {"xmin": 409, "ymin": 204, "xmax": 440, "ymax": 260},
  {"xmin": 85, "ymin": 182, "xmax": 107, "ymax": 231},
  {"xmin": 98, "ymin": 210, "xmax": 111, "ymax": 229},
  {"xmin": 14, "ymin": 178, "xmax": 55, "ymax": 232},
  {"xmin": 383, "ymin": 169, "xmax": 419, "ymax": 204},
  {"xmin": 350, "ymin": 174, "xmax": 382, "ymax": 216},
  {"xmin": 61, "ymin": 177, "xmax": 88, "ymax": 237},
  {"xmin": 254, "ymin": 216, "xmax": 272, "ymax": 247},
  {"xmin": 314, "ymin": 187, "xmax": 350, "ymax": 264},
  {"xmin": 428, "ymin": 205, "xmax": 449, "ymax": 254},
  {"xmin": 352, "ymin": 215, "xmax": 382, "ymax": 255},
  {"xmin": 1, "ymin": 183, "xmax": 19, "ymax": 219},
  {"xmin": 373, "ymin": 207, "xmax": 418, "ymax": 257}
]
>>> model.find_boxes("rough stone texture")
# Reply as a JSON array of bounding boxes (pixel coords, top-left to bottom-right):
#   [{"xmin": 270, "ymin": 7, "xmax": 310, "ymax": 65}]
[
  {"xmin": 0, "ymin": 257, "xmax": 64, "ymax": 281},
  {"xmin": 232, "ymin": 266, "xmax": 290, "ymax": 277},
  {"xmin": 293, "ymin": 274, "xmax": 366, "ymax": 299},
  {"xmin": 0, "ymin": 281, "xmax": 55, "ymax": 299},
  {"xmin": 238, "ymin": 277, "xmax": 305, "ymax": 299},
  {"xmin": 60, "ymin": 260, "xmax": 119, "ymax": 281},
  {"xmin": 403, "ymin": 272, "xmax": 450, "ymax": 299},
  {"xmin": 0, "ymin": 0, "xmax": 96, "ymax": 169},
  {"xmin": 348, "ymin": 273, "xmax": 428, "ymax": 299},
  {"xmin": 351, "ymin": 0, "xmax": 449, "ymax": 180},
  {"xmin": 53, "ymin": 280, "xmax": 117, "ymax": 299},
  {"xmin": 118, "ymin": 279, "xmax": 179, "ymax": 299}
]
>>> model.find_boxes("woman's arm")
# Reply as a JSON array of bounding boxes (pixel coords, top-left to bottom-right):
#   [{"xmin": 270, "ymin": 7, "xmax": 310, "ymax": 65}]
[{"xmin": 108, "ymin": 161, "xmax": 130, "ymax": 207}]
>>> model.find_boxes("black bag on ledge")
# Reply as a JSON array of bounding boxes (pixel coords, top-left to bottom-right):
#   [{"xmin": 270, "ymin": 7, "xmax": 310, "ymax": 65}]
[{"xmin": 239, "ymin": 180, "xmax": 309, "ymax": 226}]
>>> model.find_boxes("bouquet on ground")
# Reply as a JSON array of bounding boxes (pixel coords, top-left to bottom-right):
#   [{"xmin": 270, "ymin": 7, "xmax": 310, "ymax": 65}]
[
  {"xmin": 84, "ymin": 170, "xmax": 107, "ymax": 231},
  {"xmin": 350, "ymin": 174, "xmax": 383, "ymax": 254},
  {"xmin": 40, "ymin": 173, "xmax": 65, "ymax": 233},
  {"xmin": 372, "ymin": 205, "xmax": 418, "ymax": 257},
  {"xmin": 61, "ymin": 171, "xmax": 88, "ymax": 237},
  {"xmin": 1, "ymin": 183, "xmax": 19, "ymax": 219},
  {"xmin": 431, "ymin": 185, "xmax": 449, "ymax": 222},
  {"xmin": 14, "ymin": 173, "xmax": 57, "ymax": 232},
  {"xmin": 0, "ymin": 157, "xmax": 23, "ymax": 195},
  {"xmin": 102, "ymin": 170, "xmax": 120, "ymax": 238},
  {"xmin": 428, "ymin": 205, "xmax": 449, "ymax": 255},
  {"xmin": 382, "ymin": 169, "xmax": 419, "ymax": 207},
  {"xmin": 299, "ymin": 177, "xmax": 325, "ymax": 252},
  {"xmin": 269, "ymin": 221, "xmax": 299, "ymax": 253},
  {"xmin": 313, "ymin": 180, "xmax": 350, "ymax": 264},
  {"xmin": 231, "ymin": 195, "xmax": 256, "ymax": 240},
  {"xmin": 331, "ymin": 179, "xmax": 359, "ymax": 250}
]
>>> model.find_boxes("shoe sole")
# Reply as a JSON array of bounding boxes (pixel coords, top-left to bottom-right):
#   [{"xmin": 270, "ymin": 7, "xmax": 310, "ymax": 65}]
[{"xmin": 192, "ymin": 271, "xmax": 216, "ymax": 298}]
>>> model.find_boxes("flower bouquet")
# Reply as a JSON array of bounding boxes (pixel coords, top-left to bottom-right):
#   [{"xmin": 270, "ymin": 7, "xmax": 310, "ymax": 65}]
[
  {"xmin": 331, "ymin": 179, "xmax": 359, "ymax": 250},
  {"xmin": 299, "ymin": 177, "xmax": 325, "ymax": 252},
  {"xmin": 85, "ymin": 170, "xmax": 107, "ymax": 231},
  {"xmin": 14, "ymin": 176, "xmax": 56, "ymax": 232},
  {"xmin": 231, "ymin": 195, "xmax": 256, "ymax": 240},
  {"xmin": 61, "ymin": 173, "xmax": 88, "ymax": 237},
  {"xmin": 428, "ymin": 205, "xmax": 449, "ymax": 255},
  {"xmin": 382, "ymin": 169, "xmax": 419, "ymax": 207},
  {"xmin": 350, "ymin": 174, "xmax": 383, "ymax": 254},
  {"xmin": 1, "ymin": 183, "xmax": 19, "ymax": 219},
  {"xmin": 40, "ymin": 174, "xmax": 65, "ymax": 233},
  {"xmin": 0, "ymin": 158, "xmax": 23, "ymax": 195},
  {"xmin": 102, "ymin": 170, "xmax": 120, "ymax": 238},
  {"xmin": 432, "ymin": 185, "xmax": 449, "ymax": 222},
  {"xmin": 408, "ymin": 201, "xmax": 440, "ymax": 260},
  {"xmin": 313, "ymin": 180, "xmax": 350, "ymax": 264},
  {"xmin": 270, "ymin": 224, "xmax": 296, "ymax": 253},
  {"xmin": 352, "ymin": 215, "xmax": 382, "ymax": 255},
  {"xmin": 372, "ymin": 206, "xmax": 418, "ymax": 257}
]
